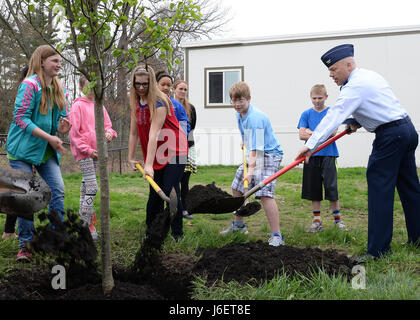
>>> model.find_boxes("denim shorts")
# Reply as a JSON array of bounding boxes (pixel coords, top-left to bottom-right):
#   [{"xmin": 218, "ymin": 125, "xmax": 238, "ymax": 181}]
[{"xmin": 231, "ymin": 152, "xmax": 282, "ymax": 199}]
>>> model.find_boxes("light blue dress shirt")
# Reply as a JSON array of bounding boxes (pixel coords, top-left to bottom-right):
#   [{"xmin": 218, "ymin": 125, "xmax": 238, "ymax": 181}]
[{"xmin": 306, "ymin": 68, "xmax": 408, "ymax": 151}]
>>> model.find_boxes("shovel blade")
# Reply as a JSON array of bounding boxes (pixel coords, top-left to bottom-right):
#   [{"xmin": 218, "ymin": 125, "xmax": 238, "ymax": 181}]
[
  {"xmin": 190, "ymin": 196, "xmax": 245, "ymax": 214},
  {"xmin": 168, "ymin": 188, "xmax": 178, "ymax": 220},
  {"xmin": 0, "ymin": 167, "xmax": 51, "ymax": 220}
]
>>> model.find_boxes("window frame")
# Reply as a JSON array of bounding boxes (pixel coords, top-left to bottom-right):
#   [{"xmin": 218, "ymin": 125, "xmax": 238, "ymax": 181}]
[{"xmin": 204, "ymin": 66, "xmax": 244, "ymax": 108}]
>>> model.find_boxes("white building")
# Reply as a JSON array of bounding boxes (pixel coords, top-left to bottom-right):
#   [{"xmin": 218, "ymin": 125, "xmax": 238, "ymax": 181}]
[{"xmin": 183, "ymin": 25, "xmax": 420, "ymax": 167}]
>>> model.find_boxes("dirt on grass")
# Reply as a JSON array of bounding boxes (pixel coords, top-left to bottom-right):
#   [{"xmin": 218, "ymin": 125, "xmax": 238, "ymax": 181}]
[{"xmin": 0, "ymin": 184, "xmax": 357, "ymax": 300}]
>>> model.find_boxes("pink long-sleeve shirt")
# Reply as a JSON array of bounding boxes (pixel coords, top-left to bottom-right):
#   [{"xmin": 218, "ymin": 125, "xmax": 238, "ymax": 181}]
[{"xmin": 69, "ymin": 96, "xmax": 117, "ymax": 161}]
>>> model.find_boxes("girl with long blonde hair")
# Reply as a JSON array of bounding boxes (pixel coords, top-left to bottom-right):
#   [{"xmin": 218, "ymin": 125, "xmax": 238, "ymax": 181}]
[
  {"xmin": 6, "ymin": 44, "xmax": 72, "ymax": 262},
  {"xmin": 128, "ymin": 64, "xmax": 188, "ymax": 241}
]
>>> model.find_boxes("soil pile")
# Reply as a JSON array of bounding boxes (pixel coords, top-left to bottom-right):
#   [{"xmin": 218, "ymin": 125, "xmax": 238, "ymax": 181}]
[
  {"xmin": 193, "ymin": 241, "xmax": 356, "ymax": 285},
  {"xmin": 186, "ymin": 182, "xmax": 261, "ymax": 216},
  {"xmin": 0, "ymin": 241, "xmax": 356, "ymax": 300},
  {"xmin": 186, "ymin": 182, "xmax": 232, "ymax": 213},
  {"xmin": 30, "ymin": 210, "xmax": 100, "ymax": 289},
  {"xmin": 0, "ymin": 210, "xmax": 356, "ymax": 300},
  {"xmin": 235, "ymin": 201, "xmax": 261, "ymax": 217}
]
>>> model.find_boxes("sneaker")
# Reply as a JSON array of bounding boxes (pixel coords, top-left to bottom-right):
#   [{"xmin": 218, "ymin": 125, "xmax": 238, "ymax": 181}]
[
  {"xmin": 182, "ymin": 210, "xmax": 194, "ymax": 220},
  {"xmin": 16, "ymin": 247, "xmax": 31, "ymax": 263},
  {"xmin": 268, "ymin": 235, "xmax": 285, "ymax": 247},
  {"xmin": 219, "ymin": 222, "xmax": 249, "ymax": 235},
  {"xmin": 352, "ymin": 254, "xmax": 377, "ymax": 264},
  {"xmin": 307, "ymin": 221, "xmax": 322, "ymax": 232},
  {"xmin": 335, "ymin": 221, "xmax": 348, "ymax": 231},
  {"xmin": 89, "ymin": 214, "xmax": 99, "ymax": 242}
]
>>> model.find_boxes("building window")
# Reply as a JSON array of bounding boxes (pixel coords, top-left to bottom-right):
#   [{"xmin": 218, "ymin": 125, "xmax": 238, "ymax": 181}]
[{"xmin": 205, "ymin": 66, "xmax": 244, "ymax": 108}]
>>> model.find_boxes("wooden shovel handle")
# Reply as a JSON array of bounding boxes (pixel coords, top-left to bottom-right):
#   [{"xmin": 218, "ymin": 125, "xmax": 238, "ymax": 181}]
[{"xmin": 243, "ymin": 146, "xmax": 248, "ymax": 189}]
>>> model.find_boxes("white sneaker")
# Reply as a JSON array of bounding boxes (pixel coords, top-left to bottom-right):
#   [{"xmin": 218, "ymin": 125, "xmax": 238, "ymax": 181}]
[
  {"xmin": 307, "ymin": 221, "xmax": 323, "ymax": 232},
  {"xmin": 268, "ymin": 235, "xmax": 285, "ymax": 247},
  {"xmin": 335, "ymin": 221, "xmax": 348, "ymax": 231},
  {"xmin": 219, "ymin": 222, "xmax": 248, "ymax": 235},
  {"xmin": 182, "ymin": 210, "xmax": 194, "ymax": 220}
]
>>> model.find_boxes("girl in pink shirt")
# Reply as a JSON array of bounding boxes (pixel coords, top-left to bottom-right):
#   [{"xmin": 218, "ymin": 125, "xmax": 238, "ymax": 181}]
[{"xmin": 69, "ymin": 76, "xmax": 117, "ymax": 241}]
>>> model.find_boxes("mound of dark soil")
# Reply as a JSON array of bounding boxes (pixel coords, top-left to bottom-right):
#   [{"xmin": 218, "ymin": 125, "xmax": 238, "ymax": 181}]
[
  {"xmin": 0, "ymin": 241, "xmax": 356, "ymax": 300},
  {"xmin": 235, "ymin": 201, "xmax": 261, "ymax": 217},
  {"xmin": 186, "ymin": 182, "xmax": 260, "ymax": 216},
  {"xmin": 193, "ymin": 241, "xmax": 356, "ymax": 285},
  {"xmin": 0, "ymin": 265, "xmax": 164, "ymax": 300},
  {"xmin": 0, "ymin": 209, "xmax": 356, "ymax": 300},
  {"xmin": 138, "ymin": 207, "xmax": 172, "ymax": 252},
  {"xmin": 30, "ymin": 210, "xmax": 100, "ymax": 289},
  {"xmin": 31, "ymin": 210, "xmax": 97, "ymax": 266},
  {"xmin": 186, "ymin": 182, "xmax": 232, "ymax": 213},
  {"xmin": 60, "ymin": 281, "xmax": 163, "ymax": 300}
]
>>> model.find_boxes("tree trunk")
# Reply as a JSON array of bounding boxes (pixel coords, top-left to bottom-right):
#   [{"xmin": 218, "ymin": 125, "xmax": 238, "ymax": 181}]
[
  {"xmin": 91, "ymin": 45, "xmax": 114, "ymax": 296},
  {"xmin": 116, "ymin": 24, "xmax": 129, "ymax": 147}
]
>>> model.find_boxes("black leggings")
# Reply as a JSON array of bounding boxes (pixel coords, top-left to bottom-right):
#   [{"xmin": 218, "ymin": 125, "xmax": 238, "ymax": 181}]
[
  {"xmin": 4, "ymin": 215, "xmax": 17, "ymax": 233},
  {"xmin": 180, "ymin": 171, "xmax": 192, "ymax": 210},
  {"xmin": 146, "ymin": 161, "xmax": 186, "ymax": 237}
]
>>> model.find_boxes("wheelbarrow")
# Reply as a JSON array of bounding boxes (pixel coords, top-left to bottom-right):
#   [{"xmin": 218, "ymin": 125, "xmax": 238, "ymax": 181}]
[
  {"xmin": 194, "ymin": 128, "xmax": 351, "ymax": 214},
  {"xmin": 0, "ymin": 167, "xmax": 51, "ymax": 220}
]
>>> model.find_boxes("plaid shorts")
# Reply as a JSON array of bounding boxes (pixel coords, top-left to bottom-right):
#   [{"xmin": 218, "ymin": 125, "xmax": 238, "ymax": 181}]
[{"xmin": 231, "ymin": 152, "xmax": 282, "ymax": 199}]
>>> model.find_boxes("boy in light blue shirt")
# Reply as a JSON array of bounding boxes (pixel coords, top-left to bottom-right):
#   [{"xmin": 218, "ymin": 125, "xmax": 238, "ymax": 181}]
[
  {"xmin": 297, "ymin": 84, "xmax": 347, "ymax": 232},
  {"xmin": 220, "ymin": 81, "xmax": 285, "ymax": 246}
]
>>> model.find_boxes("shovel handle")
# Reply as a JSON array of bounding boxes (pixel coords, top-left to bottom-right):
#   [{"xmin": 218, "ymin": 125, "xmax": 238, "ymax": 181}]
[
  {"xmin": 244, "ymin": 128, "xmax": 350, "ymax": 198},
  {"xmin": 243, "ymin": 146, "xmax": 248, "ymax": 190},
  {"xmin": 135, "ymin": 163, "xmax": 162, "ymax": 193}
]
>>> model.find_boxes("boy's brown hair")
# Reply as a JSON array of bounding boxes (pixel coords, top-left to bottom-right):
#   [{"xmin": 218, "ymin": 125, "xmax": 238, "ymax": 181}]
[
  {"xmin": 229, "ymin": 81, "xmax": 251, "ymax": 100},
  {"xmin": 310, "ymin": 84, "xmax": 327, "ymax": 96}
]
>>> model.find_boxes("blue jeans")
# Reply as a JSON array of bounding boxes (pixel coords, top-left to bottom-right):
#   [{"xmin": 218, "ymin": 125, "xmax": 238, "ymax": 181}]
[{"xmin": 9, "ymin": 157, "xmax": 65, "ymax": 248}]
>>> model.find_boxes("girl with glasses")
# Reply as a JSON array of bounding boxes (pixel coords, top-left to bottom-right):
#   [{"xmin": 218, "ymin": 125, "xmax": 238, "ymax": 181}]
[{"xmin": 128, "ymin": 65, "xmax": 188, "ymax": 242}]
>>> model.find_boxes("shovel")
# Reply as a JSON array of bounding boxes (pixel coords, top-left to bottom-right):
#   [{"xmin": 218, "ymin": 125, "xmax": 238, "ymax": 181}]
[
  {"xmin": 204, "ymin": 128, "xmax": 351, "ymax": 213},
  {"xmin": 243, "ymin": 145, "xmax": 249, "ymax": 193},
  {"xmin": 135, "ymin": 163, "xmax": 178, "ymax": 219},
  {"xmin": 0, "ymin": 167, "xmax": 51, "ymax": 220}
]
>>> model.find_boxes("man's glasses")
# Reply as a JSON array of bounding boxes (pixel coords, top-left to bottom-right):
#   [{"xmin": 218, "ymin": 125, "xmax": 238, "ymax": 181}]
[
  {"xmin": 230, "ymin": 98, "xmax": 247, "ymax": 105},
  {"xmin": 134, "ymin": 82, "xmax": 149, "ymax": 88}
]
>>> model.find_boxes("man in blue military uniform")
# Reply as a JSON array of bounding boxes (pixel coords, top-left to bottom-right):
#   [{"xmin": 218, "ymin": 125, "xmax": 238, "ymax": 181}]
[{"xmin": 296, "ymin": 44, "xmax": 420, "ymax": 261}]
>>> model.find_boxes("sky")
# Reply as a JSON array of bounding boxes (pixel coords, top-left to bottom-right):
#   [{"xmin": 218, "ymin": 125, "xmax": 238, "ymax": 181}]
[{"xmin": 215, "ymin": 0, "xmax": 420, "ymax": 39}]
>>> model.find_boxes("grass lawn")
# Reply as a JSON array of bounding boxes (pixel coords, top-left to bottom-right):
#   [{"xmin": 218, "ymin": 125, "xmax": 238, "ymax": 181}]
[{"xmin": 0, "ymin": 165, "xmax": 419, "ymax": 300}]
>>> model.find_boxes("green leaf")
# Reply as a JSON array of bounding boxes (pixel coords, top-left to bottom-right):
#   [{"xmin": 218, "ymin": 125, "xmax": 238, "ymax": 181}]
[{"xmin": 112, "ymin": 49, "xmax": 123, "ymax": 58}]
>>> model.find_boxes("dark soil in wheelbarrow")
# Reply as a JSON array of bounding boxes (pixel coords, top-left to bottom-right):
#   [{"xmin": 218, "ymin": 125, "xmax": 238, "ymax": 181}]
[{"xmin": 0, "ymin": 211, "xmax": 356, "ymax": 300}]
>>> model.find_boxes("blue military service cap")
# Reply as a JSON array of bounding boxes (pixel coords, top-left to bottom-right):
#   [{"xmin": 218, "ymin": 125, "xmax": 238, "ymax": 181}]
[{"xmin": 321, "ymin": 44, "xmax": 354, "ymax": 67}]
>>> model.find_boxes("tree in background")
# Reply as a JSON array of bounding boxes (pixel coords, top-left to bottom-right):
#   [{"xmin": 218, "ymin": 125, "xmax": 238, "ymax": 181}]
[
  {"xmin": 17, "ymin": 0, "xmax": 202, "ymax": 295},
  {"xmin": 0, "ymin": 0, "xmax": 61, "ymax": 131},
  {"xmin": 0, "ymin": 0, "xmax": 230, "ymax": 138}
]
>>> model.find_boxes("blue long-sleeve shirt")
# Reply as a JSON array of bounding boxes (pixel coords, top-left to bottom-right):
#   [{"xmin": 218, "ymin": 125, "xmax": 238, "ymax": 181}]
[{"xmin": 170, "ymin": 97, "xmax": 190, "ymax": 136}]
